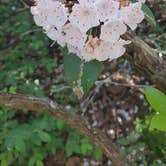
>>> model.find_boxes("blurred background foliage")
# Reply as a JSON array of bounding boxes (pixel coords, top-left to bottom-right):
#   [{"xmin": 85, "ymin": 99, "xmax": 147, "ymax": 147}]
[
  {"xmin": 0, "ymin": 0, "xmax": 166, "ymax": 166},
  {"xmin": 0, "ymin": 1, "xmax": 102, "ymax": 166}
]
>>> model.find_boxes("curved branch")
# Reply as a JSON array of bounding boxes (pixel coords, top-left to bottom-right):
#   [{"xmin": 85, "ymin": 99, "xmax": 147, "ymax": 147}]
[
  {"xmin": 124, "ymin": 32, "xmax": 166, "ymax": 93},
  {"xmin": 0, "ymin": 93, "xmax": 129, "ymax": 166}
]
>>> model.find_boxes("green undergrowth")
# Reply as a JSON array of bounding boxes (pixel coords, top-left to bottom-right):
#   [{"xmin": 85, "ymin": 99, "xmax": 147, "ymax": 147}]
[{"xmin": 0, "ymin": 2, "xmax": 101, "ymax": 166}]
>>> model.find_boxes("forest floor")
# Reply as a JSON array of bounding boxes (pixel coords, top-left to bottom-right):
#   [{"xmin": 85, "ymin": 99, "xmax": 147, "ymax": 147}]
[{"xmin": 0, "ymin": 0, "xmax": 165, "ymax": 166}]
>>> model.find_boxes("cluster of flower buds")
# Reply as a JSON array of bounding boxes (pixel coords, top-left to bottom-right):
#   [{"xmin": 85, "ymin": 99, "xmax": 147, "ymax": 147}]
[{"xmin": 31, "ymin": 0, "xmax": 144, "ymax": 62}]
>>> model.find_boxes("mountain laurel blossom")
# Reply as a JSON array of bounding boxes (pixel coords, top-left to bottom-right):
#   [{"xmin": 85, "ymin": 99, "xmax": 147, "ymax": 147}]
[{"xmin": 31, "ymin": 0, "xmax": 144, "ymax": 62}]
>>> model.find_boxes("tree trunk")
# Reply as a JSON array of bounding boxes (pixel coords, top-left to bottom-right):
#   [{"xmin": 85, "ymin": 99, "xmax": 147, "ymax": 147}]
[{"xmin": 124, "ymin": 32, "xmax": 166, "ymax": 93}]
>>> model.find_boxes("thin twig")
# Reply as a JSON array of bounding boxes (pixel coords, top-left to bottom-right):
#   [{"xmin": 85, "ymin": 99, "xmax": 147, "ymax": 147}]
[
  {"xmin": 110, "ymin": 81, "xmax": 153, "ymax": 88},
  {"xmin": 95, "ymin": 77, "xmax": 154, "ymax": 89},
  {"xmin": 20, "ymin": 0, "xmax": 29, "ymax": 8},
  {"xmin": 21, "ymin": 28, "xmax": 42, "ymax": 37},
  {"xmin": 16, "ymin": 0, "xmax": 29, "ymax": 12}
]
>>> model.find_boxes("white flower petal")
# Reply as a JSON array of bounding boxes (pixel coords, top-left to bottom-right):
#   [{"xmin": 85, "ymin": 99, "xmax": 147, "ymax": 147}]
[
  {"xmin": 78, "ymin": 0, "xmax": 97, "ymax": 6},
  {"xmin": 47, "ymin": 1, "xmax": 68, "ymax": 30},
  {"xmin": 81, "ymin": 36, "xmax": 131, "ymax": 62},
  {"xmin": 46, "ymin": 26, "xmax": 66, "ymax": 46},
  {"xmin": 61, "ymin": 23, "xmax": 87, "ymax": 49},
  {"xmin": 30, "ymin": 0, "xmax": 144, "ymax": 62},
  {"xmin": 69, "ymin": 4, "xmax": 100, "ymax": 32},
  {"xmin": 109, "ymin": 39, "xmax": 131, "ymax": 61},
  {"xmin": 96, "ymin": 0, "xmax": 119, "ymax": 22},
  {"xmin": 100, "ymin": 21, "xmax": 127, "ymax": 42},
  {"xmin": 120, "ymin": 2, "xmax": 144, "ymax": 30},
  {"xmin": 30, "ymin": 6, "xmax": 40, "ymax": 15},
  {"xmin": 31, "ymin": 0, "xmax": 68, "ymax": 29}
]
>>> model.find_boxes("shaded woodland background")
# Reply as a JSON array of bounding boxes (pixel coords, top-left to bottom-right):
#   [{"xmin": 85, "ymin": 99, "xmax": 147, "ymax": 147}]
[{"xmin": 0, "ymin": 0, "xmax": 165, "ymax": 166}]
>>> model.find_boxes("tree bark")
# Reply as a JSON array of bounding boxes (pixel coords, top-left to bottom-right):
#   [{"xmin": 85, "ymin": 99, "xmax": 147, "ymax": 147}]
[
  {"xmin": 124, "ymin": 32, "xmax": 166, "ymax": 93},
  {"xmin": 0, "ymin": 93, "xmax": 129, "ymax": 166}
]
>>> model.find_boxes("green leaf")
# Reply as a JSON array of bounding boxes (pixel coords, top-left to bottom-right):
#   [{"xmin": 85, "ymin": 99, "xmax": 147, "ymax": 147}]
[
  {"xmin": 81, "ymin": 143, "xmax": 93, "ymax": 155},
  {"xmin": 38, "ymin": 131, "xmax": 51, "ymax": 142},
  {"xmin": 1, "ymin": 159, "xmax": 7, "ymax": 166},
  {"xmin": 80, "ymin": 138, "xmax": 93, "ymax": 155},
  {"xmin": 145, "ymin": 87, "xmax": 166, "ymax": 131},
  {"xmin": 142, "ymin": 4, "xmax": 156, "ymax": 27},
  {"xmin": 93, "ymin": 148, "xmax": 102, "ymax": 160},
  {"xmin": 36, "ymin": 160, "xmax": 44, "ymax": 166},
  {"xmin": 65, "ymin": 132, "xmax": 81, "ymax": 157},
  {"xmin": 64, "ymin": 52, "xmax": 82, "ymax": 86},
  {"xmin": 150, "ymin": 114, "xmax": 166, "ymax": 131},
  {"xmin": 82, "ymin": 60, "xmax": 102, "ymax": 93},
  {"xmin": 64, "ymin": 52, "xmax": 102, "ymax": 94},
  {"xmin": 15, "ymin": 139, "xmax": 26, "ymax": 153},
  {"xmin": 144, "ymin": 87, "xmax": 166, "ymax": 115},
  {"xmin": 56, "ymin": 119, "xmax": 65, "ymax": 130},
  {"xmin": 28, "ymin": 157, "xmax": 36, "ymax": 166}
]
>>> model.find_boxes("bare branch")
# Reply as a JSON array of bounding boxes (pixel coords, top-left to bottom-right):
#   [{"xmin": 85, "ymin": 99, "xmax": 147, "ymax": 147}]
[{"xmin": 0, "ymin": 93, "xmax": 130, "ymax": 166}]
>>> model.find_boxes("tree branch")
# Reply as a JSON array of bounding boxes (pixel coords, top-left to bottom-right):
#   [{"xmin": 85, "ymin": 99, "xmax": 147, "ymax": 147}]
[
  {"xmin": 124, "ymin": 32, "xmax": 166, "ymax": 93},
  {"xmin": 0, "ymin": 93, "xmax": 129, "ymax": 166}
]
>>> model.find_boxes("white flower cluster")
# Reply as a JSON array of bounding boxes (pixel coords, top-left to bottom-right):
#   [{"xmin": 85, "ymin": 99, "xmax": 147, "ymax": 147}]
[{"xmin": 31, "ymin": 0, "xmax": 144, "ymax": 62}]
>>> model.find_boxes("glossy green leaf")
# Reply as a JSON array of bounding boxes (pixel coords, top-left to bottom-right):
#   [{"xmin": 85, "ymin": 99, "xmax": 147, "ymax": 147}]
[
  {"xmin": 64, "ymin": 52, "xmax": 82, "ymax": 86},
  {"xmin": 150, "ymin": 115, "xmax": 166, "ymax": 131},
  {"xmin": 82, "ymin": 60, "xmax": 102, "ymax": 93},
  {"xmin": 142, "ymin": 4, "xmax": 156, "ymax": 27},
  {"xmin": 144, "ymin": 87, "xmax": 166, "ymax": 115},
  {"xmin": 64, "ymin": 52, "xmax": 102, "ymax": 94},
  {"xmin": 145, "ymin": 87, "xmax": 166, "ymax": 131}
]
